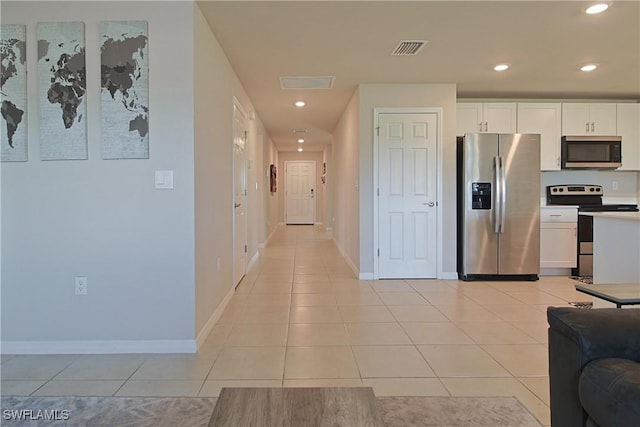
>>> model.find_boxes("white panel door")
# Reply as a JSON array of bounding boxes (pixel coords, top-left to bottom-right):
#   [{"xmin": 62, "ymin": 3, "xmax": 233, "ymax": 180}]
[
  {"xmin": 285, "ymin": 161, "xmax": 315, "ymax": 224},
  {"xmin": 233, "ymin": 102, "xmax": 248, "ymax": 287},
  {"xmin": 378, "ymin": 113, "xmax": 437, "ymax": 278}
]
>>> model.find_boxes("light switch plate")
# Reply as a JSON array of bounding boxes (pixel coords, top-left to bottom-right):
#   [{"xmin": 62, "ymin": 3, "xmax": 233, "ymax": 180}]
[{"xmin": 155, "ymin": 170, "xmax": 174, "ymax": 189}]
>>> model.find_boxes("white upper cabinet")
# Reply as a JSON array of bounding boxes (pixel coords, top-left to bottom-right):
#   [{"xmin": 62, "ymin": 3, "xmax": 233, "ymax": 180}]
[
  {"xmin": 517, "ymin": 103, "xmax": 562, "ymax": 171},
  {"xmin": 457, "ymin": 103, "xmax": 517, "ymax": 136},
  {"xmin": 562, "ymin": 103, "xmax": 617, "ymax": 135},
  {"xmin": 617, "ymin": 103, "xmax": 640, "ymax": 171}
]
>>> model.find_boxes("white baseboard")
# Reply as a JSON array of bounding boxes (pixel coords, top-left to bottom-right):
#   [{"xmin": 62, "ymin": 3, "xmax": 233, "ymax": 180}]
[
  {"xmin": 195, "ymin": 285, "xmax": 236, "ymax": 350},
  {"xmin": 331, "ymin": 236, "xmax": 365, "ymax": 280},
  {"xmin": 439, "ymin": 272, "xmax": 459, "ymax": 280},
  {"xmin": 540, "ymin": 268, "xmax": 572, "ymax": 276},
  {"xmin": 248, "ymin": 251, "xmax": 259, "ymax": 270},
  {"xmin": 0, "ymin": 339, "xmax": 197, "ymax": 355},
  {"xmin": 359, "ymin": 272, "xmax": 374, "ymax": 280}
]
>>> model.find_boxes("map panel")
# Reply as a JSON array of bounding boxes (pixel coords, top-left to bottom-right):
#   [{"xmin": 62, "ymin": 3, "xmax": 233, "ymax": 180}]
[
  {"xmin": 37, "ymin": 22, "xmax": 87, "ymax": 160},
  {"xmin": 101, "ymin": 21, "xmax": 149, "ymax": 159},
  {"xmin": 1, "ymin": 24, "xmax": 28, "ymax": 162}
]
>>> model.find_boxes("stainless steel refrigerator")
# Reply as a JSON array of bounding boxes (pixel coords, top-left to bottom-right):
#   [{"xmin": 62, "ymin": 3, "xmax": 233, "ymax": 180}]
[{"xmin": 457, "ymin": 133, "xmax": 540, "ymax": 281}]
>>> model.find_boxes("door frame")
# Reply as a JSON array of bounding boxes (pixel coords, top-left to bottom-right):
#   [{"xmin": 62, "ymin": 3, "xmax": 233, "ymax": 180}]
[
  {"xmin": 232, "ymin": 97, "xmax": 249, "ymax": 287},
  {"xmin": 284, "ymin": 160, "xmax": 316, "ymax": 225},
  {"xmin": 373, "ymin": 108, "xmax": 444, "ymax": 279}
]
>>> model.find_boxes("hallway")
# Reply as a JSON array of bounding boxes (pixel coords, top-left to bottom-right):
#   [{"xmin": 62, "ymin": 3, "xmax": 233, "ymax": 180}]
[
  {"xmin": 2, "ymin": 225, "xmax": 588, "ymax": 426},
  {"xmin": 198, "ymin": 224, "xmax": 575, "ymax": 426}
]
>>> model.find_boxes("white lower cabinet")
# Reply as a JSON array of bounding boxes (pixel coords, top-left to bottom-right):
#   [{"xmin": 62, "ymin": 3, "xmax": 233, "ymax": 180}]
[{"xmin": 540, "ymin": 207, "xmax": 577, "ymax": 269}]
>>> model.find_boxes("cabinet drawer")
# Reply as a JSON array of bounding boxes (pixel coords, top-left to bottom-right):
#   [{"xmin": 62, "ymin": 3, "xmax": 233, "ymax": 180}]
[{"xmin": 540, "ymin": 208, "xmax": 577, "ymax": 222}]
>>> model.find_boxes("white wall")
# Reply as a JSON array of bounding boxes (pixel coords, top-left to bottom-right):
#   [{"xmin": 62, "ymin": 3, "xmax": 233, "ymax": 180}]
[
  {"xmin": 332, "ymin": 89, "xmax": 361, "ymax": 272},
  {"xmin": 323, "ymin": 146, "xmax": 333, "ymax": 231},
  {"xmin": 358, "ymin": 84, "xmax": 457, "ymax": 277},
  {"xmin": 193, "ymin": 4, "xmax": 266, "ymax": 339},
  {"xmin": 265, "ymin": 137, "xmax": 279, "ymax": 239},
  {"xmin": 1, "ymin": 1, "xmax": 196, "ymax": 351}
]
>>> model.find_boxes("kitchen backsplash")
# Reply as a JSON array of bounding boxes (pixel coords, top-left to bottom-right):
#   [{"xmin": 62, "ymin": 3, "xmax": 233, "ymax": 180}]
[{"xmin": 541, "ymin": 171, "xmax": 639, "ymax": 201}]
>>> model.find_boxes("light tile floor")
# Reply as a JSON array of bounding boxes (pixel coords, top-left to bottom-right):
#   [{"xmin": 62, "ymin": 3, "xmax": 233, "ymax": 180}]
[{"xmin": 1, "ymin": 225, "xmax": 589, "ymax": 426}]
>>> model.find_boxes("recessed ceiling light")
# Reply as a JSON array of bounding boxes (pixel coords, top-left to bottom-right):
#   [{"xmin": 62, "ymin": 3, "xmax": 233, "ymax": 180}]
[
  {"xmin": 494, "ymin": 64, "xmax": 510, "ymax": 72},
  {"xmin": 581, "ymin": 64, "xmax": 598, "ymax": 72},
  {"xmin": 297, "ymin": 138, "xmax": 304, "ymax": 143},
  {"xmin": 295, "ymin": 101, "xmax": 306, "ymax": 108},
  {"xmin": 297, "ymin": 147, "xmax": 303, "ymax": 152},
  {"xmin": 586, "ymin": 3, "xmax": 609, "ymax": 14}
]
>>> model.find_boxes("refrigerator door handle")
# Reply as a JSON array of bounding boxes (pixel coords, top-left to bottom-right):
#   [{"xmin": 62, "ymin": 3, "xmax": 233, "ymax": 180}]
[
  {"xmin": 493, "ymin": 156, "xmax": 500, "ymax": 234},
  {"xmin": 499, "ymin": 156, "xmax": 507, "ymax": 234}
]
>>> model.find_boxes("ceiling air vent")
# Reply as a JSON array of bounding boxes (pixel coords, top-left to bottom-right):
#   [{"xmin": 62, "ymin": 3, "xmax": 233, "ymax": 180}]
[
  {"xmin": 392, "ymin": 40, "xmax": 427, "ymax": 56},
  {"xmin": 280, "ymin": 76, "xmax": 335, "ymax": 90}
]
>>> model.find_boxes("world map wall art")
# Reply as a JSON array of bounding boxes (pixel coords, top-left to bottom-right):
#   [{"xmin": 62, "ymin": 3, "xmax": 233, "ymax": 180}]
[
  {"xmin": 1, "ymin": 21, "xmax": 150, "ymax": 162},
  {"xmin": 37, "ymin": 22, "xmax": 88, "ymax": 160},
  {"xmin": 101, "ymin": 21, "xmax": 149, "ymax": 159},
  {"xmin": 0, "ymin": 24, "xmax": 28, "ymax": 162}
]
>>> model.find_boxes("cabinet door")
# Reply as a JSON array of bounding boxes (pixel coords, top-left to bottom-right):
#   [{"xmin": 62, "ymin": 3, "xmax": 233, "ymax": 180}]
[
  {"xmin": 483, "ymin": 103, "xmax": 517, "ymax": 133},
  {"xmin": 562, "ymin": 103, "xmax": 591, "ymax": 135},
  {"xmin": 517, "ymin": 103, "xmax": 562, "ymax": 170},
  {"xmin": 456, "ymin": 103, "xmax": 483, "ymax": 136},
  {"xmin": 617, "ymin": 104, "xmax": 640, "ymax": 170},
  {"xmin": 589, "ymin": 103, "xmax": 617, "ymax": 135},
  {"xmin": 540, "ymin": 223, "xmax": 577, "ymax": 268}
]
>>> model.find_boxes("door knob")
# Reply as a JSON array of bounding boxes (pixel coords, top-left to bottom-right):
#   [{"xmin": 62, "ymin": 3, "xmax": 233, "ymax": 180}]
[
  {"xmin": 423, "ymin": 201, "xmax": 435, "ymax": 207},
  {"xmin": 234, "ymin": 203, "xmax": 241, "ymax": 208}
]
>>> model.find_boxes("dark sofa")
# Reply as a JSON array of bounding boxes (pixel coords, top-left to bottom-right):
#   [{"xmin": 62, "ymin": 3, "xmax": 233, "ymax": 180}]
[{"xmin": 547, "ymin": 307, "xmax": 640, "ymax": 427}]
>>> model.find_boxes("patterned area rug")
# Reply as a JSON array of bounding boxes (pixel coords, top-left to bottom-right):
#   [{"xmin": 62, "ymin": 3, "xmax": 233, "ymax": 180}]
[
  {"xmin": 1, "ymin": 395, "xmax": 542, "ymax": 426},
  {"xmin": 378, "ymin": 396, "xmax": 542, "ymax": 427},
  {"xmin": 570, "ymin": 275, "xmax": 593, "ymax": 285},
  {"xmin": 0, "ymin": 396, "xmax": 217, "ymax": 427}
]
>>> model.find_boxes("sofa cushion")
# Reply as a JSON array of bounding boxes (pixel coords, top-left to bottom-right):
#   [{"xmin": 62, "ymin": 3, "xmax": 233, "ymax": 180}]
[{"xmin": 579, "ymin": 358, "xmax": 640, "ymax": 427}]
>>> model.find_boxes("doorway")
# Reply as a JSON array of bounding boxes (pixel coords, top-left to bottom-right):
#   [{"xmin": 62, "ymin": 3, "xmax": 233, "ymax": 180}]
[
  {"xmin": 285, "ymin": 160, "xmax": 316, "ymax": 225},
  {"xmin": 375, "ymin": 110, "xmax": 439, "ymax": 279},
  {"xmin": 233, "ymin": 99, "xmax": 248, "ymax": 287}
]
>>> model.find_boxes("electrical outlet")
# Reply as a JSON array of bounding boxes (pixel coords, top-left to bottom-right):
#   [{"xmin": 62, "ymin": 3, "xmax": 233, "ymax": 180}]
[
  {"xmin": 75, "ymin": 276, "xmax": 87, "ymax": 295},
  {"xmin": 612, "ymin": 181, "xmax": 619, "ymax": 191}
]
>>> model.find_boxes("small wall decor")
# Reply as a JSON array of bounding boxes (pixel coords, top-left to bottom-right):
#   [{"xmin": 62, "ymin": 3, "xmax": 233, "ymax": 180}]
[
  {"xmin": 270, "ymin": 164, "xmax": 277, "ymax": 192},
  {"xmin": 37, "ymin": 21, "xmax": 88, "ymax": 160},
  {"xmin": 1, "ymin": 24, "xmax": 28, "ymax": 162}
]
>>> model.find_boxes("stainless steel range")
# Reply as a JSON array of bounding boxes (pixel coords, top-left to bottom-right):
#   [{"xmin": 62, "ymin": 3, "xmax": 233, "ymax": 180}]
[{"xmin": 546, "ymin": 185, "xmax": 639, "ymax": 276}]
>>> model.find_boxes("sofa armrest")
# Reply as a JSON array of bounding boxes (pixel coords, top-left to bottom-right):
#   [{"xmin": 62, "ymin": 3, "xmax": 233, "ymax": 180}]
[
  {"xmin": 548, "ymin": 307, "xmax": 640, "ymax": 362},
  {"xmin": 547, "ymin": 307, "xmax": 640, "ymax": 427}
]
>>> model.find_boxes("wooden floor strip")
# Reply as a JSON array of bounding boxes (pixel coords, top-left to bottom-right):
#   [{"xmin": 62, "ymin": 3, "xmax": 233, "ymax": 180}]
[{"xmin": 208, "ymin": 387, "xmax": 385, "ymax": 427}]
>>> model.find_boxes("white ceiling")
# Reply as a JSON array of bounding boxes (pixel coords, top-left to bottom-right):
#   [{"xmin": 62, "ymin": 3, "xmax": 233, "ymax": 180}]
[{"xmin": 197, "ymin": 1, "xmax": 640, "ymax": 152}]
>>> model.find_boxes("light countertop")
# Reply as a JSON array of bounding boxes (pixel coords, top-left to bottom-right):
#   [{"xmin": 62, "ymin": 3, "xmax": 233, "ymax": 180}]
[{"xmin": 583, "ymin": 211, "xmax": 640, "ymax": 222}]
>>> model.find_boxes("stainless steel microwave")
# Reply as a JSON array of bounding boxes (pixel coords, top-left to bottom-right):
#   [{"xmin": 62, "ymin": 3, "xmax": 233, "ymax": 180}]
[{"xmin": 561, "ymin": 135, "xmax": 622, "ymax": 169}]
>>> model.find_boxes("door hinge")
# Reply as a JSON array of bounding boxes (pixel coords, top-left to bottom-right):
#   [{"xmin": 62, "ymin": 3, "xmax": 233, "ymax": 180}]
[
  {"xmin": 377, "ymin": 248, "xmax": 380, "ymax": 257},
  {"xmin": 244, "ymin": 131, "xmax": 248, "ymax": 140},
  {"xmin": 244, "ymin": 245, "xmax": 247, "ymax": 253},
  {"xmin": 376, "ymin": 127, "xmax": 380, "ymax": 136},
  {"xmin": 377, "ymin": 188, "xmax": 379, "ymax": 196}
]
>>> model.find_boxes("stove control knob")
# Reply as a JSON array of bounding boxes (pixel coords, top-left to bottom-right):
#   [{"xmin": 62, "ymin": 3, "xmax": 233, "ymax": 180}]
[{"xmin": 590, "ymin": 188, "xmax": 595, "ymax": 192}]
